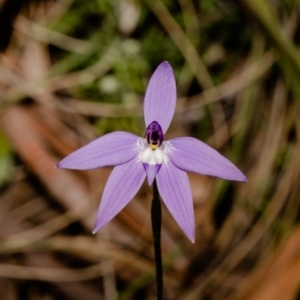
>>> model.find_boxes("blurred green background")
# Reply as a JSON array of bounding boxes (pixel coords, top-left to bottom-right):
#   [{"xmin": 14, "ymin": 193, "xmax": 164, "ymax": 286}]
[{"xmin": 0, "ymin": 0, "xmax": 300, "ymax": 299}]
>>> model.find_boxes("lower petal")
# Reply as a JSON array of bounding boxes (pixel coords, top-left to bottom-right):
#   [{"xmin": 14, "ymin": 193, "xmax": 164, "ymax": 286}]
[
  {"xmin": 156, "ymin": 162, "xmax": 195, "ymax": 242},
  {"xmin": 143, "ymin": 163, "xmax": 161, "ymax": 186},
  {"xmin": 93, "ymin": 159, "xmax": 146, "ymax": 233}
]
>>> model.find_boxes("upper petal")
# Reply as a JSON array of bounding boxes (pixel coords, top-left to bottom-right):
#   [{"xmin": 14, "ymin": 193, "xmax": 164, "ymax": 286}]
[
  {"xmin": 156, "ymin": 162, "xmax": 195, "ymax": 242},
  {"xmin": 144, "ymin": 61, "xmax": 176, "ymax": 133},
  {"xmin": 57, "ymin": 131, "xmax": 139, "ymax": 170},
  {"xmin": 93, "ymin": 159, "xmax": 146, "ymax": 233},
  {"xmin": 168, "ymin": 137, "xmax": 247, "ymax": 182}
]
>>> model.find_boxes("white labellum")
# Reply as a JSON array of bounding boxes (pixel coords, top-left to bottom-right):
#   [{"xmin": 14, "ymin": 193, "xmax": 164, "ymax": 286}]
[{"xmin": 141, "ymin": 147, "xmax": 164, "ymax": 165}]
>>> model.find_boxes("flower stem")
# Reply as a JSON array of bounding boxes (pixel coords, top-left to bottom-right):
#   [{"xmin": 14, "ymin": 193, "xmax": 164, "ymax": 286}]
[{"xmin": 151, "ymin": 179, "xmax": 163, "ymax": 300}]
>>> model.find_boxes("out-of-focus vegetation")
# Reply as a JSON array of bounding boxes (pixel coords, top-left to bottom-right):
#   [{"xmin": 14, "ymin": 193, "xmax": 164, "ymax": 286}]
[{"xmin": 0, "ymin": 0, "xmax": 300, "ymax": 299}]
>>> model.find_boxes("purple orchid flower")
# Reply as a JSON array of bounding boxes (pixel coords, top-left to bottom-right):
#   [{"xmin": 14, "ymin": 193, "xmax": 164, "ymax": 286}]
[{"xmin": 57, "ymin": 62, "xmax": 247, "ymax": 242}]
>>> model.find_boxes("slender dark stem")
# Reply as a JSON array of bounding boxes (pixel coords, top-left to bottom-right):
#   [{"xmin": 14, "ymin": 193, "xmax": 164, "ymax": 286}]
[{"xmin": 151, "ymin": 180, "xmax": 163, "ymax": 300}]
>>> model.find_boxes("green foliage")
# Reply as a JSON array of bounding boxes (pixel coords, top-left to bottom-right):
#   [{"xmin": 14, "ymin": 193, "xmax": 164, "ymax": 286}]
[
  {"xmin": 95, "ymin": 117, "xmax": 142, "ymax": 136},
  {"xmin": 200, "ymin": 0, "xmax": 215, "ymax": 11},
  {"xmin": 0, "ymin": 131, "xmax": 13, "ymax": 187}
]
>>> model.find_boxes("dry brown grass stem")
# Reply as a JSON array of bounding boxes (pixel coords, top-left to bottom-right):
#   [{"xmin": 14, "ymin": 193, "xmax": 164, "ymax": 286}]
[
  {"xmin": 14, "ymin": 16, "xmax": 92, "ymax": 54},
  {"xmin": 0, "ymin": 261, "xmax": 111, "ymax": 282}
]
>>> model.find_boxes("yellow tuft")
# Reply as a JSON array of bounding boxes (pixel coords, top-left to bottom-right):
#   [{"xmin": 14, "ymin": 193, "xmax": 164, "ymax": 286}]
[{"xmin": 150, "ymin": 144, "xmax": 158, "ymax": 150}]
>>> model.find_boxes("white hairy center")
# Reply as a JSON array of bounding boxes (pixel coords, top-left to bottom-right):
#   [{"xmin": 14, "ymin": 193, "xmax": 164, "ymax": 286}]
[
  {"xmin": 141, "ymin": 147, "xmax": 164, "ymax": 165},
  {"xmin": 134, "ymin": 138, "xmax": 176, "ymax": 165}
]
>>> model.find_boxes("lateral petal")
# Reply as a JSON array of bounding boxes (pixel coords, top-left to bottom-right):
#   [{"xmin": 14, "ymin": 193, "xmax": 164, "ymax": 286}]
[
  {"xmin": 144, "ymin": 61, "xmax": 176, "ymax": 133},
  {"xmin": 156, "ymin": 162, "xmax": 195, "ymax": 242},
  {"xmin": 93, "ymin": 159, "xmax": 146, "ymax": 233},
  {"xmin": 169, "ymin": 137, "xmax": 247, "ymax": 182},
  {"xmin": 57, "ymin": 131, "xmax": 139, "ymax": 170}
]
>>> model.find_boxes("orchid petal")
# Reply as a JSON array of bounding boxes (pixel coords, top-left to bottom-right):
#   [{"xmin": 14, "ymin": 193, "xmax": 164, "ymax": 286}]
[
  {"xmin": 169, "ymin": 137, "xmax": 247, "ymax": 181},
  {"xmin": 143, "ymin": 163, "xmax": 161, "ymax": 186},
  {"xmin": 57, "ymin": 131, "xmax": 139, "ymax": 170},
  {"xmin": 93, "ymin": 159, "xmax": 146, "ymax": 233},
  {"xmin": 156, "ymin": 162, "xmax": 195, "ymax": 242},
  {"xmin": 144, "ymin": 61, "xmax": 176, "ymax": 133}
]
